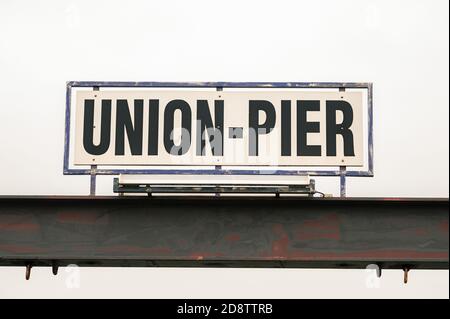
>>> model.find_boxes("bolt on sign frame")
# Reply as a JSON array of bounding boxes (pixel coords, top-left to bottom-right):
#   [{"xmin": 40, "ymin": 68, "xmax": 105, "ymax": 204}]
[{"xmin": 63, "ymin": 82, "xmax": 374, "ymax": 196}]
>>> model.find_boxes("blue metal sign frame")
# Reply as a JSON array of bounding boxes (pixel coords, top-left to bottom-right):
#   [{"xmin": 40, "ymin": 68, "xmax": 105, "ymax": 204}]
[{"xmin": 63, "ymin": 81, "xmax": 373, "ymax": 178}]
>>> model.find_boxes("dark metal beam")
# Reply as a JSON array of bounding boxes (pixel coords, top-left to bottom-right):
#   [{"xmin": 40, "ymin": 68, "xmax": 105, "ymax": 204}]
[{"xmin": 0, "ymin": 196, "xmax": 448, "ymax": 269}]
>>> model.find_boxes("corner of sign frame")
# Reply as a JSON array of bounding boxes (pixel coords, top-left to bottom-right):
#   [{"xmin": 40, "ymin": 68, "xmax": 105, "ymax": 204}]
[{"xmin": 66, "ymin": 81, "xmax": 76, "ymax": 89}]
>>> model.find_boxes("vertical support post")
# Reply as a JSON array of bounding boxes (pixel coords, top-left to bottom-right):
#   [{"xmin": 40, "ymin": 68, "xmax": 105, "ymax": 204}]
[
  {"xmin": 367, "ymin": 83, "xmax": 374, "ymax": 176},
  {"xmin": 90, "ymin": 165, "xmax": 97, "ymax": 196},
  {"xmin": 339, "ymin": 166, "xmax": 346, "ymax": 197},
  {"xmin": 89, "ymin": 85, "xmax": 100, "ymax": 197},
  {"xmin": 338, "ymin": 87, "xmax": 347, "ymax": 198},
  {"xmin": 215, "ymin": 86, "xmax": 224, "ymax": 197},
  {"xmin": 214, "ymin": 165, "xmax": 221, "ymax": 197}
]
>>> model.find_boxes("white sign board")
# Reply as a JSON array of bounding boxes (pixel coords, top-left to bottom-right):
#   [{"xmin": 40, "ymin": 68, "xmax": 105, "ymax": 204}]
[{"xmin": 73, "ymin": 89, "xmax": 364, "ymax": 166}]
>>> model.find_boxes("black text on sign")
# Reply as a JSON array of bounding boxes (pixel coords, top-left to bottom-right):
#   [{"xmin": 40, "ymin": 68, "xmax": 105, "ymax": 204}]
[{"xmin": 74, "ymin": 90, "xmax": 364, "ymax": 166}]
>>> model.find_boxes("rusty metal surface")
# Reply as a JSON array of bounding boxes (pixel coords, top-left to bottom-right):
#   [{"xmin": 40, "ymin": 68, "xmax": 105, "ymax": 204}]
[{"xmin": 0, "ymin": 196, "xmax": 448, "ymax": 269}]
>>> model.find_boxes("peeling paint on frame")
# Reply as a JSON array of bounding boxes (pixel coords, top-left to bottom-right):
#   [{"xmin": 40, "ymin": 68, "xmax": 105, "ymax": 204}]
[{"xmin": 63, "ymin": 82, "xmax": 374, "ymax": 177}]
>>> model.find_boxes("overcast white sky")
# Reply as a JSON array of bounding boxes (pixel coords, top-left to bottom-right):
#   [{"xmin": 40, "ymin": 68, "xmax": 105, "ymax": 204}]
[{"xmin": 0, "ymin": 0, "xmax": 448, "ymax": 298}]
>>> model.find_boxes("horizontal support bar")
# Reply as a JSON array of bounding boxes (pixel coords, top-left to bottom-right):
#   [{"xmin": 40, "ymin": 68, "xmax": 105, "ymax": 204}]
[
  {"xmin": 63, "ymin": 168, "xmax": 374, "ymax": 177},
  {"xmin": 0, "ymin": 196, "xmax": 447, "ymax": 269},
  {"xmin": 67, "ymin": 81, "xmax": 372, "ymax": 89}
]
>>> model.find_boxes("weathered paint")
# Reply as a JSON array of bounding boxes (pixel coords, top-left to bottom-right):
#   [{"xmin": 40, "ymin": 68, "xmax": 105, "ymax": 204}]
[
  {"xmin": 295, "ymin": 213, "xmax": 341, "ymax": 241},
  {"xmin": 0, "ymin": 196, "xmax": 447, "ymax": 269},
  {"xmin": 98, "ymin": 245, "xmax": 173, "ymax": 255},
  {"xmin": 63, "ymin": 81, "xmax": 374, "ymax": 179},
  {"xmin": 56, "ymin": 211, "xmax": 107, "ymax": 224},
  {"xmin": 0, "ymin": 215, "xmax": 40, "ymax": 232},
  {"xmin": 440, "ymin": 221, "xmax": 449, "ymax": 234},
  {"xmin": 0, "ymin": 244, "xmax": 47, "ymax": 254},
  {"xmin": 224, "ymin": 233, "xmax": 241, "ymax": 243}
]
